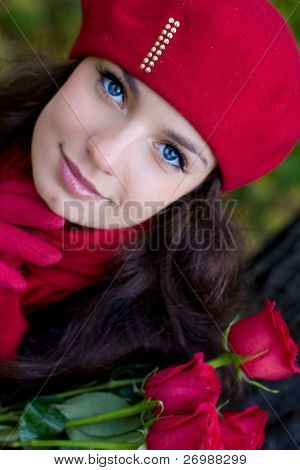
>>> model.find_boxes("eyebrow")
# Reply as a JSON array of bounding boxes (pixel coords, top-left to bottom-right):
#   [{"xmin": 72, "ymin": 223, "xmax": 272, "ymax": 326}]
[{"xmin": 118, "ymin": 66, "xmax": 209, "ymax": 168}]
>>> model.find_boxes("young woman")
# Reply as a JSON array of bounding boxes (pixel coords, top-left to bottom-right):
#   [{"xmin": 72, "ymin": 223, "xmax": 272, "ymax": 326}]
[{"xmin": 0, "ymin": 0, "xmax": 299, "ymax": 405}]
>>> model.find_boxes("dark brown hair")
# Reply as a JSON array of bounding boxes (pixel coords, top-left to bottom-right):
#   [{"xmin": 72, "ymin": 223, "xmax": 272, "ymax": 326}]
[{"xmin": 0, "ymin": 51, "xmax": 250, "ymax": 406}]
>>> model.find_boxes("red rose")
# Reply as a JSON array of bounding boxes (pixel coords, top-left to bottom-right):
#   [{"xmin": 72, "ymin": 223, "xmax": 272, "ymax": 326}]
[
  {"xmin": 146, "ymin": 402, "xmax": 221, "ymax": 450},
  {"xmin": 227, "ymin": 298, "xmax": 300, "ymax": 380},
  {"xmin": 219, "ymin": 405, "xmax": 268, "ymax": 450},
  {"xmin": 144, "ymin": 352, "xmax": 221, "ymax": 415}
]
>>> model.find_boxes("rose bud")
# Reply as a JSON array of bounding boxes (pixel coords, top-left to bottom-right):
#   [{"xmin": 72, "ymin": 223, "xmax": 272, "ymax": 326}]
[
  {"xmin": 227, "ymin": 298, "xmax": 300, "ymax": 380},
  {"xmin": 146, "ymin": 402, "xmax": 221, "ymax": 450},
  {"xmin": 219, "ymin": 405, "xmax": 268, "ymax": 450},
  {"xmin": 144, "ymin": 352, "xmax": 221, "ymax": 415}
]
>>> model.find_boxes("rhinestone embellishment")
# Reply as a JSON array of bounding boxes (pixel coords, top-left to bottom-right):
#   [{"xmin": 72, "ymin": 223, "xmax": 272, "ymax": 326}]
[{"xmin": 139, "ymin": 17, "xmax": 181, "ymax": 73}]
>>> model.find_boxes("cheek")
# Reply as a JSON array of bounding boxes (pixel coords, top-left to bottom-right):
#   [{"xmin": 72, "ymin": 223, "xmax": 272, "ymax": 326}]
[
  {"xmin": 127, "ymin": 171, "xmax": 176, "ymax": 210},
  {"xmin": 48, "ymin": 81, "xmax": 95, "ymax": 135},
  {"xmin": 31, "ymin": 102, "xmax": 54, "ymax": 149},
  {"xmin": 122, "ymin": 151, "xmax": 175, "ymax": 204}
]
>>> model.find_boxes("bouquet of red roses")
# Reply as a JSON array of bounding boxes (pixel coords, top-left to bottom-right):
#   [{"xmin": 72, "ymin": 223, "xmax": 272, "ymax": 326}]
[{"xmin": 0, "ymin": 298, "xmax": 299, "ymax": 450}]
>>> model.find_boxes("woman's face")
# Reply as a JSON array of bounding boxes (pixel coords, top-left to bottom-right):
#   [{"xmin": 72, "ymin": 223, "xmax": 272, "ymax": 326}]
[{"xmin": 31, "ymin": 56, "xmax": 217, "ymax": 229}]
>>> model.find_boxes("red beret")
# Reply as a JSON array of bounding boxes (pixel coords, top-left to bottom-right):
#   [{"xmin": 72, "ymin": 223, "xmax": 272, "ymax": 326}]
[{"xmin": 69, "ymin": 0, "xmax": 300, "ymax": 193}]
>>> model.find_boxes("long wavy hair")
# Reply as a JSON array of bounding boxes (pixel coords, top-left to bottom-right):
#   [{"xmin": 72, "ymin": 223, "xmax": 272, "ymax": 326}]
[{"xmin": 0, "ymin": 51, "xmax": 251, "ymax": 406}]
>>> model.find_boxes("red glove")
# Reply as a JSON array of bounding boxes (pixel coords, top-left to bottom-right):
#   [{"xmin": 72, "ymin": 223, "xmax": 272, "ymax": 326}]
[{"xmin": 0, "ymin": 179, "xmax": 66, "ymax": 294}]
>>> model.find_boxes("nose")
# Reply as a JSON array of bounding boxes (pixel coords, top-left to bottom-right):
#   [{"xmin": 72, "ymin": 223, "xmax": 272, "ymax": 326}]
[
  {"xmin": 86, "ymin": 124, "xmax": 146, "ymax": 175},
  {"xmin": 86, "ymin": 135, "xmax": 114, "ymax": 175}
]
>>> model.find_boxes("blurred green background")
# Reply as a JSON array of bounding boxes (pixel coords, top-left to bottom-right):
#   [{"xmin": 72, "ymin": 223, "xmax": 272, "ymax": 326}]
[{"xmin": 0, "ymin": 0, "xmax": 299, "ymax": 256}]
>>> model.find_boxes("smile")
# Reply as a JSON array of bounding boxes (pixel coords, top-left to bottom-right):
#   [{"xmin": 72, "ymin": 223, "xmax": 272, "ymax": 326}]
[{"xmin": 58, "ymin": 145, "xmax": 108, "ymax": 201}]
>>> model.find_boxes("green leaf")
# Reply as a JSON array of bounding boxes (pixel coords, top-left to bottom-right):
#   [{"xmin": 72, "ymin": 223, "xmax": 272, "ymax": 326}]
[
  {"xmin": 19, "ymin": 401, "xmax": 66, "ymax": 442},
  {"xmin": 66, "ymin": 426, "xmax": 143, "ymax": 443},
  {"xmin": 65, "ymin": 417, "xmax": 141, "ymax": 441},
  {"xmin": 54, "ymin": 392, "xmax": 141, "ymax": 438},
  {"xmin": 53, "ymin": 391, "xmax": 130, "ymax": 422}
]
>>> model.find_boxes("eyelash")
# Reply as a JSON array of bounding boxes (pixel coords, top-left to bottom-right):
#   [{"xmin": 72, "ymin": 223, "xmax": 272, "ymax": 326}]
[{"xmin": 96, "ymin": 64, "xmax": 188, "ymax": 174}]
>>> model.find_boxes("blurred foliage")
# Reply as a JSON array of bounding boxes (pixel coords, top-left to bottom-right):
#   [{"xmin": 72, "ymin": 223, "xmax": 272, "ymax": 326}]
[
  {"xmin": 0, "ymin": 0, "xmax": 299, "ymax": 256},
  {"xmin": 0, "ymin": 0, "xmax": 81, "ymax": 58}
]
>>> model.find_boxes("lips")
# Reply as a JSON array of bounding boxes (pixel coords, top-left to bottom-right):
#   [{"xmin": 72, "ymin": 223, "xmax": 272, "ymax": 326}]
[{"xmin": 59, "ymin": 146, "xmax": 108, "ymax": 201}]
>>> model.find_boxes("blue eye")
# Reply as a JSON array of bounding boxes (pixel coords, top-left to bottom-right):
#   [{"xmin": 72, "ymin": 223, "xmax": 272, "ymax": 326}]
[
  {"xmin": 96, "ymin": 64, "xmax": 127, "ymax": 109},
  {"xmin": 156, "ymin": 142, "xmax": 187, "ymax": 173},
  {"xmin": 96, "ymin": 64, "xmax": 188, "ymax": 173}
]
